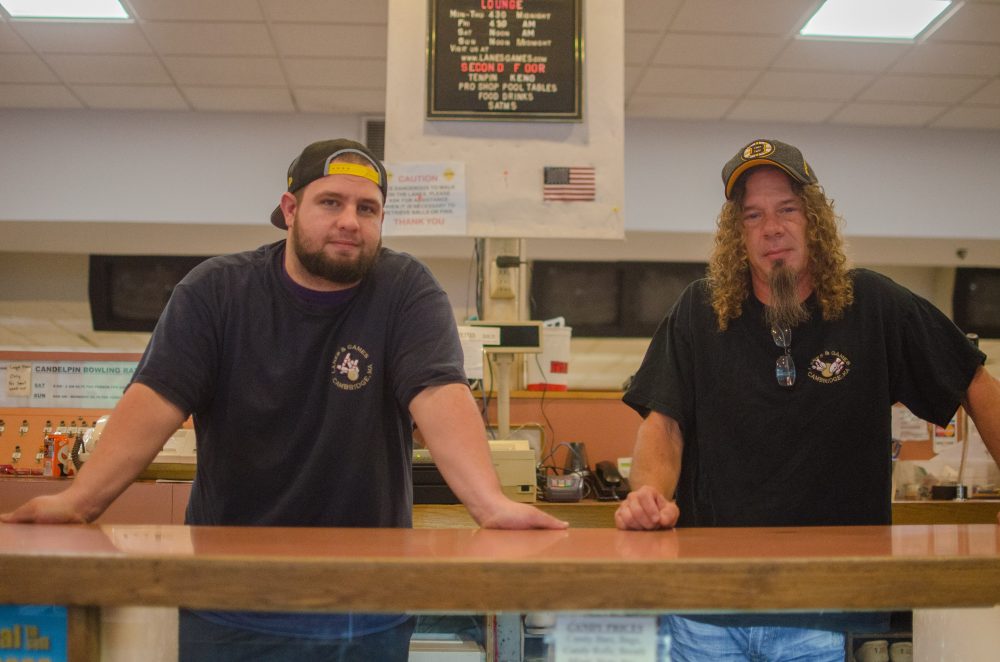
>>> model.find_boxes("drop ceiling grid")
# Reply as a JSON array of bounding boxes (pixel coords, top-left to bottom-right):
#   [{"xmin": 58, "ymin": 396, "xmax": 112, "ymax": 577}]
[{"xmin": 0, "ymin": 0, "xmax": 996, "ymax": 127}]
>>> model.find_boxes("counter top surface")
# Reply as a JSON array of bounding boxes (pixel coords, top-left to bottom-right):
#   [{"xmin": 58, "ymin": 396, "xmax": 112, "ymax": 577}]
[
  {"xmin": 1, "ymin": 523, "xmax": 999, "ymax": 613},
  {"xmin": 1, "ymin": 522, "xmax": 998, "ymax": 560}
]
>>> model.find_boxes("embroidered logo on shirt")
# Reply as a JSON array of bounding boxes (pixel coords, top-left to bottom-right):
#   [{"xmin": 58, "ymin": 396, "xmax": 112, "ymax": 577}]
[
  {"xmin": 331, "ymin": 344, "xmax": 373, "ymax": 391},
  {"xmin": 807, "ymin": 351, "xmax": 850, "ymax": 384}
]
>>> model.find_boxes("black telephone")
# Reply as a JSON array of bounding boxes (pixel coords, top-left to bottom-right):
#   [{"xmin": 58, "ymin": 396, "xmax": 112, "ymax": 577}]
[{"xmin": 592, "ymin": 460, "xmax": 629, "ymax": 501}]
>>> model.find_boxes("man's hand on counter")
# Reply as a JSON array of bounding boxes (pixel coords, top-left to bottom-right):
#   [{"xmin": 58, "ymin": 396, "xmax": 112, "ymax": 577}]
[
  {"xmin": 614, "ymin": 485, "xmax": 680, "ymax": 530},
  {"xmin": 0, "ymin": 493, "xmax": 88, "ymax": 525},
  {"xmin": 475, "ymin": 499, "xmax": 569, "ymax": 530}
]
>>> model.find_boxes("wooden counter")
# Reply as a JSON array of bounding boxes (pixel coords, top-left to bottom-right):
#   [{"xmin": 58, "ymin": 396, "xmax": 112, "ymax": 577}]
[{"xmin": 1, "ymin": 523, "xmax": 999, "ymax": 614}]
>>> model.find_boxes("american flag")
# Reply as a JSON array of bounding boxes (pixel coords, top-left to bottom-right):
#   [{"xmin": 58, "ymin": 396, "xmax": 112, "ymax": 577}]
[{"xmin": 543, "ymin": 166, "xmax": 596, "ymax": 202}]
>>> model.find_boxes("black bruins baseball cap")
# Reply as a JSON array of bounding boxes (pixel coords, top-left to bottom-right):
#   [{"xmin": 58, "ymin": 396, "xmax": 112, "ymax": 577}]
[
  {"xmin": 270, "ymin": 139, "xmax": 388, "ymax": 229},
  {"xmin": 722, "ymin": 139, "xmax": 818, "ymax": 199}
]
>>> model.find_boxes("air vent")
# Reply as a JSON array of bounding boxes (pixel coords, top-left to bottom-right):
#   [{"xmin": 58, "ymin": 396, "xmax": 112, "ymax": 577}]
[{"xmin": 362, "ymin": 116, "xmax": 386, "ymax": 161}]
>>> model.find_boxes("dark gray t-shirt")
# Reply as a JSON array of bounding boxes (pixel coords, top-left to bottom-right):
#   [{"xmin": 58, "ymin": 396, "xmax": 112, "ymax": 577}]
[
  {"xmin": 625, "ymin": 269, "xmax": 985, "ymax": 632},
  {"xmin": 132, "ymin": 242, "xmax": 467, "ymax": 639},
  {"xmin": 132, "ymin": 241, "xmax": 467, "ymax": 528},
  {"xmin": 625, "ymin": 269, "xmax": 985, "ymax": 528}
]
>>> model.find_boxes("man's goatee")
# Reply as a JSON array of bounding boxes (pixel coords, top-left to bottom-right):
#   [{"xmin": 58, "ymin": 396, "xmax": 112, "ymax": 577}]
[{"xmin": 764, "ymin": 261, "xmax": 809, "ymax": 331}]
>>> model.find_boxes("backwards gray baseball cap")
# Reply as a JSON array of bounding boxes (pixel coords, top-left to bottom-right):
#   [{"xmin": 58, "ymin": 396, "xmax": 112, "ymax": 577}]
[{"xmin": 270, "ymin": 139, "xmax": 387, "ymax": 229}]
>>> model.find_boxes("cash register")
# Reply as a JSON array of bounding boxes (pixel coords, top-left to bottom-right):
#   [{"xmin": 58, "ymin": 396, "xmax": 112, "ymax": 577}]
[{"xmin": 412, "ymin": 439, "xmax": 537, "ymax": 504}]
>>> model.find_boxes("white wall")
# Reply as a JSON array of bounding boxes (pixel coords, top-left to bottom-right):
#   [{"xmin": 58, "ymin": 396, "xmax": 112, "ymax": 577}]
[
  {"xmin": 624, "ymin": 119, "xmax": 1000, "ymax": 240},
  {"xmin": 2, "ymin": 109, "xmax": 1000, "ymax": 245},
  {"xmin": 0, "ymin": 110, "xmax": 358, "ymax": 225}
]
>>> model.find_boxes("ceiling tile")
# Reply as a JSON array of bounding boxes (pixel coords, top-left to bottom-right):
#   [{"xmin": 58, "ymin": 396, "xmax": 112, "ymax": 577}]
[
  {"xmin": 0, "ymin": 83, "xmax": 80, "ymax": 108},
  {"xmin": 926, "ymin": 3, "xmax": 1000, "ymax": 44},
  {"xmin": 127, "ymin": 0, "xmax": 265, "ymax": 22},
  {"xmin": 625, "ymin": 31, "xmax": 661, "ymax": 65},
  {"xmin": 670, "ymin": 0, "xmax": 813, "ymax": 35},
  {"xmin": 931, "ymin": 105, "xmax": 1000, "ymax": 129},
  {"xmin": 163, "ymin": 56, "xmax": 286, "ymax": 86},
  {"xmin": 966, "ymin": 78, "xmax": 1000, "ymax": 104},
  {"xmin": 293, "ymin": 87, "xmax": 386, "ymax": 114},
  {"xmin": 892, "ymin": 42, "xmax": 1000, "ymax": 76},
  {"xmin": 636, "ymin": 66, "xmax": 759, "ymax": 97},
  {"xmin": 773, "ymin": 39, "xmax": 908, "ymax": 73},
  {"xmin": 625, "ymin": 94, "xmax": 732, "ymax": 120},
  {"xmin": 260, "ymin": 0, "xmax": 388, "ymax": 24},
  {"xmin": 141, "ymin": 22, "xmax": 275, "ymax": 56},
  {"xmin": 44, "ymin": 54, "xmax": 171, "ymax": 85},
  {"xmin": 0, "ymin": 21, "xmax": 30, "ymax": 53},
  {"xmin": 831, "ymin": 102, "xmax": 945, "ymax": 127},
  {"xmin": 284, "ymin": 58, "xmax": 386, "ymax": 88},
  {"xmin": 183, "ymin": 86, "xmax": 295, "ymax": 112},
  {"xmin": 271, "ymin": 23, "xmax": 387, "ymax": 58},
  {"xmin": 726, "ymin": 98, "xmax": 841, "ymax": 123},
  {"xmin": 0, "ymin": 53, "xmax": 57, "ymax": 83},
  {"xmin": 654, "ymin": 34, "xmax": 787, "ymax": 68},
  {"xmin": 624, "ymin": 0, "xmax": 682, "ymax": 32},
  {"xmin": 859, "ymin": 74, "xmax": 987, "ymax": 104},
  {"xmin": 13, "ymin": 22, "xmax": 151, "ymax": 54},
  {"xmin": 72, "ymin": 84, "xmax": 189, "ymax": 110},
  {"xmin": 748, "ymin": 70, "xmax": 874, "ymax": 100}
]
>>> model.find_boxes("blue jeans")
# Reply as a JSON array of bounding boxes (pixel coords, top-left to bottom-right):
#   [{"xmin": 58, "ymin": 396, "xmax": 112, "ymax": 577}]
[
  {"xmin": 179, "ymin": 609, "xmax": 416, "ymax": 662},
  {"xmin": 665, "ymin": 616, "xmax": 846, "ymax": 662}
]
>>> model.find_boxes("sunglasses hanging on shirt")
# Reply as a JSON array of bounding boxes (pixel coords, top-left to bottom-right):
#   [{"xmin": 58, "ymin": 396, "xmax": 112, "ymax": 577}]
[{"xmin": 771, "ymin": 326, "xmax": 795, "ymax": 387}]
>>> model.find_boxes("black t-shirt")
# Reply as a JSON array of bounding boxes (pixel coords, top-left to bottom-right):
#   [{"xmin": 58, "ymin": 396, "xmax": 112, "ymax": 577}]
[
  {"xmin": 132, "ymin": 242, "xmax": 467, "ymax": 529},
  {"xmin": 624, "ymin": 269, "xmax": 985, "ymax": 528}
]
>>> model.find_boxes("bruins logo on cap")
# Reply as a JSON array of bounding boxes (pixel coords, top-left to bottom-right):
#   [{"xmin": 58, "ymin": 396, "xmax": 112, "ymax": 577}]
[{"xmin": 743, "ymin": 140, "xmax": 774, "ymax": 161}]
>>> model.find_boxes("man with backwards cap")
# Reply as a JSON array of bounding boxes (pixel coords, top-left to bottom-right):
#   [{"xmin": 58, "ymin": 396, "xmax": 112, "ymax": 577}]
[
  {"xmin": 615, "ymin": 139, "xmax": 1000, "ymax": 661},
  {"xmin": 1, "ymin": 139, "xmax": 567, "ymax": 660}
]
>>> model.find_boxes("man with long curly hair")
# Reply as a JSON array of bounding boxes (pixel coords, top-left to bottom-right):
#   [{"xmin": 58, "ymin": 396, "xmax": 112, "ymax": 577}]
[{"xmin": 615, "ymin": 138, "xmax": 1000, "ymax": 661}]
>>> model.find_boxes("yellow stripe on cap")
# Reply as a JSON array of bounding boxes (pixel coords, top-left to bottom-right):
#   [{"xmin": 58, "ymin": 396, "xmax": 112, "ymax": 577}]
[
  {"xmin": 726, "ymin": 159, "xmax": 800, "ymax": 198},
  {"xmin": 325, "ymin": 162, "xmax": 381, "ymax": 186}
]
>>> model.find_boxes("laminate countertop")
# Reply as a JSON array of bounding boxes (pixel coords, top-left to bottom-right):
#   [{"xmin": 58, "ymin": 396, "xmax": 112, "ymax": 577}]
[{"xmin": 1, "ymin": 523, "xmax": 998, "ymax": 614}]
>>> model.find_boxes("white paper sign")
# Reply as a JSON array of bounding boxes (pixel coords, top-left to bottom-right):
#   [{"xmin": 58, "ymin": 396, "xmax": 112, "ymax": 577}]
[
  {"xmin": 4, "ymin": 363, "xmax": 31, "ymax": 398},
  {"xmin": 553, "ymin": 615, "xmax": 657, "ymax": 662},
  {"xmin": 383, "ymin": 161, "xmax": 467, "ymax": 236},
  {"xmin": 0, "ymin": 360, "xmax": 136, "ymax": 408},
  {"xmin": 892, "ymin": 405, "xmax": 930, "ymax": 442},
  {"xmin": 456, "ymin": 325, "xmax": 500, "ymax": 381}
]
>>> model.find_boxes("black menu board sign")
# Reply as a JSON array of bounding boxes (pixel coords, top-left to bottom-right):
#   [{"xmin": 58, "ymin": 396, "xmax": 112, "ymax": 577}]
[{"xmin": 427, "ymin": 0, "xmax": 582, "ymax": 121}]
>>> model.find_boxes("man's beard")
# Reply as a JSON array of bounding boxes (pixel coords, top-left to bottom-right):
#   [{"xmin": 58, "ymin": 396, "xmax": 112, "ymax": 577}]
[
  {"xmin": 764, "ymin": 261, "xmax": 809, "ymax": 331},
  {"xmin": 290, "ymin": 223, "xmax": 381, "ymax": 286}
]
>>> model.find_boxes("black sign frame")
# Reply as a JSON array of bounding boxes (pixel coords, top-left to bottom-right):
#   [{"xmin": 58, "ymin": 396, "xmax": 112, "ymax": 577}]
[{"xmin": 426, "ymin": 0, "xmax": 583, "ymax": 122}]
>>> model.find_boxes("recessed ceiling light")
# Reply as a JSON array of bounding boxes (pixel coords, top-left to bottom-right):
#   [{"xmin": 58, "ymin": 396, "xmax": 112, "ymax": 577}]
[
  {"xmin": 0, "ymin": 0, "xmax": 130, "ymax": 20},
  {"xmin": 800, "ymin": 0, "xmax": 953, "ymax": 40}
]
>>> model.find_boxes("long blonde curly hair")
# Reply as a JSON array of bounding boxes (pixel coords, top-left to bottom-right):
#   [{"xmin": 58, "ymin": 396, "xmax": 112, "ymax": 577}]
[{"xmin": 707, "ymin": 174, "xmax": 854, "ymax": 331}]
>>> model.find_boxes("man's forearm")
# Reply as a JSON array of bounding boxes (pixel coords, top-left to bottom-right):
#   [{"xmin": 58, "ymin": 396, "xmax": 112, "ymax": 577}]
[
  {"xmin": 965, "ymin": 365, "xmax": 1000, "ymax": 469},
  {"xmin": 62, "ymin": 383, "xmax": 186, "ymax": 521},
  {"xmin": 629, "ymin": 411, "xmax": 684, "ymax": 500},
  {"xmin": 410, "ymin": 383, "xmax": 509, "ymax": 523}
]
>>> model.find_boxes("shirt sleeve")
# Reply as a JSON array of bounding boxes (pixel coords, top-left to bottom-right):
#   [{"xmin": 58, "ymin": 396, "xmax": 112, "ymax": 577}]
[
  {"xmin": 622, "ymin": 280, "xmax": 699, "ymax": 432},
  {"xmin": 879, "ymin": 272, "xmax": 985, "ymax": 427},
  {"xmin": 129, "ymin": 261, "xmax": 221, "ymax": 416},
  {"xmin": 386, "ymin": 259, "xmax": 467, "ymax": 408}
]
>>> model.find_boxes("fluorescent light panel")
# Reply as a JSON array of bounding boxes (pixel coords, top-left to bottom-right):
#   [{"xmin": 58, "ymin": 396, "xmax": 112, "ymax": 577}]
[
  {"xmin": 801, "ymin": 0, "xmax": 952, "ymax": 40},
  {"xmin": 0, "ymin": 0, "xmax": 129, "ymax": 19}
]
